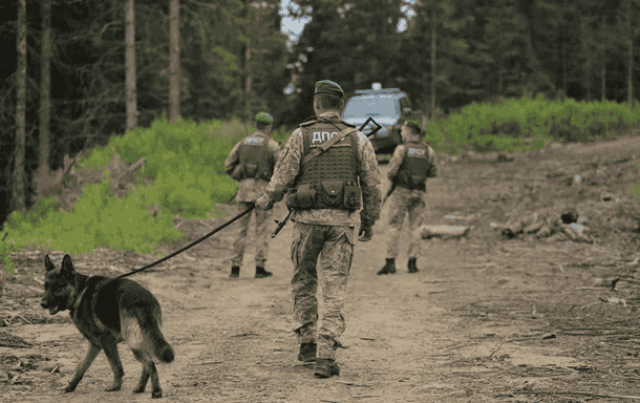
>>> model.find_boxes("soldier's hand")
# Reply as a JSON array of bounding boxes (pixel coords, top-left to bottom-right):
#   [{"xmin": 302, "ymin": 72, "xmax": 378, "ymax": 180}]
[
  {"xmin": 255, "ymin": 194, "xmax": 274, "ymax": 210},
  {"xmin": 358, "ymin": 220, "xmax": 373, "ymax": 242}
]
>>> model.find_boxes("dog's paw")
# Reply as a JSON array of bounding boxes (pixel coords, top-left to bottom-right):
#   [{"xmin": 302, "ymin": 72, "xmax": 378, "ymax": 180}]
[
  {"xmin": 63, "ymin": 384, "xmax": 77, "ymax": 393},
  {"xmin": 105, "ymin": 384, "xmax": 122, "ymax": 392},
  {"xmin": 151, "ymin": 388, "xmax": 163, "ymax": 399},
  {"xmin": 133, "ymin": 385, "xmax": 146, "ymax": 394}
]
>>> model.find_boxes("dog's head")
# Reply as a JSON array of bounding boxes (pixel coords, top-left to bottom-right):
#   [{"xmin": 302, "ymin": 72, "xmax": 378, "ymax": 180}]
[{"xmin": 41, "ymin": 254, "xmax": 77, "ymax": 315}]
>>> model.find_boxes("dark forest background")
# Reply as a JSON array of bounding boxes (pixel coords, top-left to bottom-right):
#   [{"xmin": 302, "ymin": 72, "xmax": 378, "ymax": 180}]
[{"xmin": 1, "ymin": 0, "xmax": 639, "ymax": 227}]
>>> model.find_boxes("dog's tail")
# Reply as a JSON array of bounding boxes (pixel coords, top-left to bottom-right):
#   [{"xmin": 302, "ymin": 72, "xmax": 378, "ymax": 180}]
[{"xmin": 134, "ymin": 307, "xmax": 175, "ymax": 363}]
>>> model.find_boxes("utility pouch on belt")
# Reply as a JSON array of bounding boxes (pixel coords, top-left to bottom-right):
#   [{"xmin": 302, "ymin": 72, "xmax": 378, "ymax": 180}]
[
  {"xmin": 244, "ymin": 163, "xmax": 258, "ymax": 178},
  {"xmin": 410, "ymin": 175, "xmax": 424, "ymax": 187},
  {"xmin": 343, "ymin": 182, "xmax": 361, "ymax": 210},
  {"xmin": 258, "ymin": 168, "xmax": 272, "ymax": 180},
  {"xmin": 320, "ymin": 180, "xmax": 344, "ymax": 208},
  {"xmin": 285, "ymin": 184, "xmax": 316, "ymax": 210}
]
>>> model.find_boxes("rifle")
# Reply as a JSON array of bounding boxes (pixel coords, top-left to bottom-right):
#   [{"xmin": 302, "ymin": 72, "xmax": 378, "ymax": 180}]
[
  {"xmin": 270, "ymin": 117, "xmax": 382, "ymax": 238},
  {"xmin": 271, "ymin": 209, "xmax": 293, "ymax": 238},
  {"xmin": 382, "ymin": 182, "xmax": 396, "ymax": 206}
]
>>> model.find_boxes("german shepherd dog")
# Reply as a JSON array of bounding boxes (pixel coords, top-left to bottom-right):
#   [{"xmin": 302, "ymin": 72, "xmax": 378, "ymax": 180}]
[{"xmin": 41, "ymin": 254, "xmax": 175, "ymax": 398}]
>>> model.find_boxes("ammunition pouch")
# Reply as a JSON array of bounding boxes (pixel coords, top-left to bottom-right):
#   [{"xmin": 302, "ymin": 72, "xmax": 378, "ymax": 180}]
[
  {"xmin": 343, "ymin": 182, "xmax": 362, "ymax": 210},
  {"xmin": 285, "ymin": 184, "xmax": 317, "ymax": 210},
  {"xmin": 398, "ymin": 172, "xmax": 426, "ymax": 191},
  {"xmin": 244, "ymin": 163, "xmax": 258, "ymax": 179},
  {"xmin": 231, "ymin": 164, "xmax": 272, "ymax": 181},
  {"xmin": 258, "ymin": 167, "xmax": 273, "ymax": 181}
]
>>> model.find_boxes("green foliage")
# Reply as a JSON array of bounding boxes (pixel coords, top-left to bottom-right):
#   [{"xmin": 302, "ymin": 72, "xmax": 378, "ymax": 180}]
[
  {"xmin": 424, "ymin": 96, "xmax": 640, "ymax": 154},
  {"xmin": 3, "ymin": 173, "xmax": 185, "ymax": 256},
  {"xmin": 4, "ymin": 117, "xmax": 275, "ymax": 256},
  {"xmin": 79, "ymin": 117, "xmax": 244, "ymax": 218}
]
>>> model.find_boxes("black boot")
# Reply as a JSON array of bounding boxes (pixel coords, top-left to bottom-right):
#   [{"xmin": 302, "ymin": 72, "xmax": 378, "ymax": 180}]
[
  {"xmin": 377, "ymin": 258, "xmax": 396, "ymax": 275},
  {"xmin": 408, "ymin": 258, "xmax": 418, "ymax": 273},
  {"xmin": 230, "ymin": 266, "xmax": 240, "ymax": 278},
  {"xmin": 255, "ymin": 266, "xmax": 273, "ymax": 278},
  {"xmin": 298, "ymin": 343, "xmax": 317, "ymax": 362},
  {"xmin": 314, "ymin": 359, "xmax": 340, "ymax": 378}
]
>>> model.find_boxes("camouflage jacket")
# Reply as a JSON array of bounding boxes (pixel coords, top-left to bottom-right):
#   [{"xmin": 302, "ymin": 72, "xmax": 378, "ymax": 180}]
[
  {"xmin": 265, "ymin": 112, "xmax": 382, "ymax": 227},
  {"xmin": 225, "ymin": 131, "xmax": 281, "ymax": 202},
  {"xmin": 387, "ymin": 140, "xmax": 437, "ymax": 198}
]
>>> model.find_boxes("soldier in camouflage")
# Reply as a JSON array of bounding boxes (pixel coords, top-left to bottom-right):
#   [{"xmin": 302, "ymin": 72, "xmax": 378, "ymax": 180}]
[
  {"xmin": 224, "ymin": 112, "xmax": 281, "ymax": 278},
  {"xmin": 255, "ymin": 80, "xmax": 382, "ymax": 378},
  {"xmin": 378, "ymin": 121, "xmax": 437, "ymax": 275}
]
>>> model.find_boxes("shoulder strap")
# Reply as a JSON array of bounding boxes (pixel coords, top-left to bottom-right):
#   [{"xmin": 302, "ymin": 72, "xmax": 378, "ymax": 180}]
[{"xmin": 301, "ymin": 127, "xmax": 357, "ymax": 166}]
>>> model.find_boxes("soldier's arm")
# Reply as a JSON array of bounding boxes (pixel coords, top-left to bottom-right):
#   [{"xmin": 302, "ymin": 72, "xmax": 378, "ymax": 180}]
[
  {"xmin": 224, "ymin": 141, "xmax": 242, "ymax": 175},
  {"xmin": 426, "ymin": 147, "xmax": 437, "ymax": 178},
  {"xmin": 357, "ymin": 132, "xmax": 382, "ymax": 224},
  {"xmin": 265, "ymin": 129, "xmax": 303, "ymax": 202},
  {"xmin": 387, "ymin": 145, "xmax": 405, "ymax": 181}
]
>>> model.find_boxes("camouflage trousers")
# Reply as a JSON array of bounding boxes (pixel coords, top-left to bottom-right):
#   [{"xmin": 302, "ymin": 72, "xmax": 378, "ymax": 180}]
[
  {"xmin": 386, "ymin": 190, "xmax": 425, "ymax": 259},
  {"xmin": 290, "ymin": 222, "xmax": 355, "ymax": 360},
  {"xmin": 231, "ymin": 201, "xmax": 271, "ymax": 267}
]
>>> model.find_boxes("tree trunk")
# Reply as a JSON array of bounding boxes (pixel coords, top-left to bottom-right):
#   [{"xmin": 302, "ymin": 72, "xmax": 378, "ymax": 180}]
[
  {"xmin": 245, "ymin": 46, "xmax": 252, "ymax": 95},
  {"xmin": 14, "ymin": 0, "xmax": 27, "ymax": 211},
  {"xmin": 601, "ymin": 61, "xmax": 606, "ymax": 102},
  {"xmin": 39, "ymin": 0, "xmax": 52, "ymax": 176},
  {"xmin": 125, "ymin": 0, "xmax": 137, "ymax": 132},
  {"xmin": 562, "ymin": 30, "xmax": 567, "ymax": 100},
  {"xmin": 601, "ymin": 15, "xmax": 606, "ymax": 102},
  {"xmin": 628, "ymin": 0, "xmax": 633, "ymax": 106},
  {"xmin": 169, "ymin": 0, "xmax": 180, "ymax": 123},
  {"xmin": 430, "ymin": 7, "xmax": 436, "ymax": 118}
]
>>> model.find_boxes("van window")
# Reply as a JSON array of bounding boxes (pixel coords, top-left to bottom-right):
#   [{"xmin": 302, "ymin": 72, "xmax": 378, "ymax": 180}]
[{"xmin": 343, "ymin": 96, "xmax": 400, "ymax": 120}]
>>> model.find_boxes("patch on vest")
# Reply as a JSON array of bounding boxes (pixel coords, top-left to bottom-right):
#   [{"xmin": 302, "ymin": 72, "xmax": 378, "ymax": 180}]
[
  {"xmin": 244, "ymin": 136, "xmax": 265, "ymax": 146},
  {"xmin": 311, "ymin": 131, "xmax": 340, "ymax": 144},
  {"xmin": 408, "ymin": 147, "xmax": 426, "ymax": 158}
]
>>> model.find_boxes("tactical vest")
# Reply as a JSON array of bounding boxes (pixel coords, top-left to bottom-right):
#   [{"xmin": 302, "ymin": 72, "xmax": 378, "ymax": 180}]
[
  {"xmin": 237, "ymin": 132, "xmax": 274, "ymax": 180},
  {"xmin": 396, "ymin": 142, "xmax": 431, "ymax": 191},
  {"xmin": 285, "ymin": 118, "xmax": 361, "ymax": 211}
]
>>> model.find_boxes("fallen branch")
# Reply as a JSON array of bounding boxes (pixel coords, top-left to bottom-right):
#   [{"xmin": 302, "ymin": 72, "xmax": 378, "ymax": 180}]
[{"xmin": 0, "ymin": 342, "xmax": 32, "ymax": 348}]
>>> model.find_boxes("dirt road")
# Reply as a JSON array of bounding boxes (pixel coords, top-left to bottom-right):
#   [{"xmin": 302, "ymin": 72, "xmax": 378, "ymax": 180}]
[{"xmin": 2, "ymin": 136, "xmax": 640, "ymax": 402}]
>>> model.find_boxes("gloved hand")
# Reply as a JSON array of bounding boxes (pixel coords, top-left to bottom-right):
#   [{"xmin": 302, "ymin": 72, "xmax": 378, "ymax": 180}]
[
  {"xmin": 358, "ymin": 215, "xmax": 374, "ymax": 242},
  {"xmin": 255, "ymin": 194, "xmax": 274, "ymax": 210}
]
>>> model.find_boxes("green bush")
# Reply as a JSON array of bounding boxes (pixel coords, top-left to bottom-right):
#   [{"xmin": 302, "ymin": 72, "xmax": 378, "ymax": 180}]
[
  {"xmin": 3, "ymin": 117, "xmax": 277, "ymax": 258},
  {"xmin": 423, "ymin": 96, "xmax": 640, "ymax": 154}
]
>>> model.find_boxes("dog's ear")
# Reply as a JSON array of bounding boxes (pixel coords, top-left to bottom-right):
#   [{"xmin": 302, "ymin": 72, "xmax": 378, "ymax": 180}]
[
  {"xmin": 60, "ymin": 254, "xmax": 76, "ymax": 277},
  {"xmin": 44, "ymin": 254, "xmax": 56, "ymax": 272}
]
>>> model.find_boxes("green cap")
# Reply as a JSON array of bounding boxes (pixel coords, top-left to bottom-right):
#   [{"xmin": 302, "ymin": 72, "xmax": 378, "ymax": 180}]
[
  {"xmin": 255, "ymin": 112, "xmax": 274, "ymax": 124},
  {"xmin": 314, "ymin": 80, "xmax": 344, "ymax": 98}
]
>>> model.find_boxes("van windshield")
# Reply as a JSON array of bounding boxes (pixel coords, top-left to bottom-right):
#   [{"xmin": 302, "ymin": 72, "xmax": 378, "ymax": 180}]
[{"xmin": 343, "ymin": 96, "xmax": 400, "ymax": 120}]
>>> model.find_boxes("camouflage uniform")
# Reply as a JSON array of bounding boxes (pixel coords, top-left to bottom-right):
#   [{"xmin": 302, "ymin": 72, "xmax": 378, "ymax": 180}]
[
  {"xmin": 224, "ymin": 127, "xmax": 280, "ymax": 272},
  {"xmin": 263, "ymin": 111, "xmax": 382, "ymax": 360},
  {"xmin": 384, "ymin": 140, "xmax": 436, "ymax": 266}
]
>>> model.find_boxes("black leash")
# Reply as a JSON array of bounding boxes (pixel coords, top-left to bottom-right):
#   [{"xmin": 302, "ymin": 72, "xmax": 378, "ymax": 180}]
[{"xmin": 117, "ymin": 203, "xmax": 255, "ymax": 279}]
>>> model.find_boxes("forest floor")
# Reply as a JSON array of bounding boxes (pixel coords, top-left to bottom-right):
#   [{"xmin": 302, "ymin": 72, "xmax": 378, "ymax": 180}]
[{"xmin": 1, "ymin": 135, "xmax": 640, "ymax": 402}]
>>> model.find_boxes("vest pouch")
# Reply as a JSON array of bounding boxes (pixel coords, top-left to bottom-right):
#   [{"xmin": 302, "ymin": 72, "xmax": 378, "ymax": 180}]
[
  {"xmin": 295, "ymin": 184, "xmax": 316, "ymax": 209},
  {"xmin": 343, "ymin": 182, "xmax": 361, "ymax": 210},
  {"xmin": 284, "ymin": 189, "xmax": 298, "ymax": 210},
  {"xmin": 320, "ymin": 180, "xmax": 344, "ymax": 208},
  {"xmin": 410, "ymin": 175, "xmax": 426, "ymax": 188},
  {"xmin": 258, "ymin": 168, "xmax": 272, "ymax": 181},
  {"xmin": 244, "ymin": 163, "xmax": 258, "ymax": 178}
]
